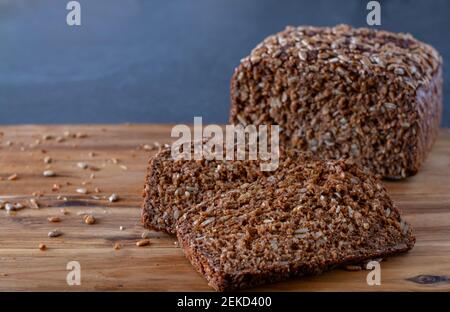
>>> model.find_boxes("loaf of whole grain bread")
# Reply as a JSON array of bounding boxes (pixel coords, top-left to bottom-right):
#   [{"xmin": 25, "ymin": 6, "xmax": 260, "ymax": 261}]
[
  {"xmin": 177, "ymin": 152, "xmax": 415, "ymax": 291},
  {"xmin": 230, "ymin": 24, "xmax": 442, "ymax": 179}
]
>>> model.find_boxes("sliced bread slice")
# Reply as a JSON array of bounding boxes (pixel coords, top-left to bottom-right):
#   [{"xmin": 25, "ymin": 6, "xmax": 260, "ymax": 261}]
[{"xmin": 176, "ymin": 154, "xmax": 415, "ymax": 291}]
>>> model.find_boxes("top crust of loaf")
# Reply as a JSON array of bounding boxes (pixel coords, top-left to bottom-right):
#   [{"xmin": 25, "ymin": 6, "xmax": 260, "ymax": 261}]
[{"xmin": 240, "ymin": 24, "xmax": 441, "ymax": 86}]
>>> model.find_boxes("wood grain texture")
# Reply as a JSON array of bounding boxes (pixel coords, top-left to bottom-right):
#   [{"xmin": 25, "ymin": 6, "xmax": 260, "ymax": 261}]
[{"xmin": 0, "ymin": 125, "xmax": 449, "ymax": 291}]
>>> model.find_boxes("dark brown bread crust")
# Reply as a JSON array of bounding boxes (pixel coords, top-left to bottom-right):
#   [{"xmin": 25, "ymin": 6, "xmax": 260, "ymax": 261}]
[
  {"xmin": 178, "ymin": 234, "xmax": 411, "ymax": 291},
  {"xmin": 230, "ymin": 24, "xmax": 442, "ymax": 179},
  {"xmin": 141, "ymin": 151, "xmax": 164, "ymax": 232},
  {"xmin": 410, "ymin": 67, "xmax": 443, "ymax": 176},
  {"xmin": 176, "ymin": 153, "xmax": 415, "ymax": 291}
]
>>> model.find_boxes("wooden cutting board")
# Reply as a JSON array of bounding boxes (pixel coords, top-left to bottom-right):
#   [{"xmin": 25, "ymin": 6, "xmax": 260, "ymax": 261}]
[{"xmin": 0, "ymin": 124, "xmax": 449, "ymax": 291}]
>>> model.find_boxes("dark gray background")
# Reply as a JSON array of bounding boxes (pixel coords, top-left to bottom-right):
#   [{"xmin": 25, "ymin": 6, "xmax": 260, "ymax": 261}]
[{"xmin": 0, "ymin": 0, "xmax": 448, "ymax": 126}]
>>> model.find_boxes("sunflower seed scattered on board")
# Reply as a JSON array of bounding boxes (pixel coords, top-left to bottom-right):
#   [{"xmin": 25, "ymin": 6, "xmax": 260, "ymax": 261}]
[
  {"xmin": 7, "ymin": 173, "xmax": 18, "ymax": 181},
  {"xmin": 42, "ymin": 134, "xmax": 53, "ymax": 140},
  {"xmin": 142, "ymin": 144, "xmax": 157, "ymax": 151},
  {"xmin": 43, "ymin": 170, "xmax": 56, "ymax": 177},
  {"xmin": 75, "ymin": 132, "xmax": 87, "ymax": 138},
  {"xmin": 136, "ymin": 239, "xmax": 150, "ymax": 247},
  {"xmin": 39, "ymin": 243, "xmax": 46, "ymax": 251},
  {"xmin": 84, "ymin": 215, "xmax": 96, "ymax": 225},
  {"xmin": 5, "ymin": 203, "xmax": 14, "ymax": 212},
  {"xmin": 108, "ymin": 193, "xmax": 119, "ymax": 203},
  {"xmin": 113, "ymin": 243, "xmax": 121, "ymax": 250},
  {"xmin": 48, "ymin": 230, "xmax": 62, "ymax": 238},
  {"xmin": 119, "ymin": 226, "xmax": 125, "ymax": 231},
  {"xmin": 56, "ymin": 136, "xmax": 65, "ymax": 143},
  {"xmin": 29, "ymin": 198, "xmax": 40, "ymax": 209},
  {"xmin": 44, "ymin": 156, "xmax": 52, "ymax": 164},
  {"xmin": 77, "ymin": 162, "xmax": 88, "ymax": 169},
  {"xmin": 48, "ymin": 216, "xmax": 61, "ymax": 223},
  {"xmin": 5, "ymin": 203, "xmax": 25, "ymax": 212},
  {"xmin": 76, "ymin": 188, "xmax": 88, "ymax": 194},
  {"xmin": 15, "ymin": 203, "xmax": 25, "ymax": 210}
]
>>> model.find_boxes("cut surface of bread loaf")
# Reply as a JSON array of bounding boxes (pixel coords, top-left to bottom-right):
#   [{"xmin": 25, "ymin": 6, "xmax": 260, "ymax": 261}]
[{"xmin": 142, "ymin": 144, "xmax": 265, "ymax": 234}]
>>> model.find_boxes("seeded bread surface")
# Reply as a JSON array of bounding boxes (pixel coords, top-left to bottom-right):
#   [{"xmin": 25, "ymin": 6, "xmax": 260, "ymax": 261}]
[
  {"xmin": 177, "ymin": 153, "xmax": 415, "ymax": 291},
  {"xmin": 230, "ymin": 24, "xmax": 443, "ymax": 179},
  {"xmin": 141, "ymin": 145, "xmax": 265, "ymax": 234}
]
